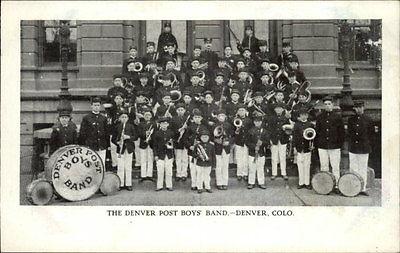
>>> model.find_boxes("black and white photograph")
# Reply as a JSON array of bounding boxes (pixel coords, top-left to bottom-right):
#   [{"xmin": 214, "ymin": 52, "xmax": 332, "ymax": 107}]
[
  {"xmin": 1, "ymin": 1, "xmax": 399, "ymax": 252},
  {"xmin": 20, "ymin": 19, "xmax": 382, "ymax": 206}
]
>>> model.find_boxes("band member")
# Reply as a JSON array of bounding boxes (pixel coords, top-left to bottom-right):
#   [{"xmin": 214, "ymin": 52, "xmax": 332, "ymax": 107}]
[
  {"xmin": 214, "ymin": 58, "xmax": 233, "ymax": 81},
  {"xmin": 78, "ymin": 97, "xmax": 109, "ymax": 164},
  {"xmin": 236, "ymin": 68, "xmax": 252, "ymax": 100},
  {"xmin": 293, "ymin": 108, "xmax": 314, "ymax": 189},
  {"xmin": 125, "ymin": 59, "xmax": 142, "ymax": 86},
  {"xmin": 111, "ymin": 111, "xmax": 137, "ymax": 191},
  {"xmin": 182, "ymin": 91, "xmax": 198, "ymax": 115},
  {"xmin": 154, "ymin": 74, "xmax": 174, "ymax": 106},
  {"xmin": 291, "ymin": 90, "xmax": 315, "ymax": 122},
  {"xmin": 225, "ymin": 89, "xmax": 241, "ymax": 122},
  {"xmin": 253, "ymin": 70, "xmax": 274, "ymax": 96},
  {"xmin": 138, "ymin": 109, "xmax": 156, "ymax": 182},
  {"xmin": 213, "ymin": 109, "xmax": 234, "ymax": 190},
  {"xmin": 236, "ymin": 25, "xmax": 260, "ymax": 55},
  {"xmin": 210, "ymin": 71, "xmax": 229, "ymax": 106},
  {"xmin": 348, "ymin": 100, "xmax": 374, "ymax": 195},
  {"xmin": 143, "ymin": 41, "xmax": 158, "ymax": 67},
  {"xmin": 201, "ymin": 38, "xmax": 219, "ymax": 74},
  {"xmin": 49, "ymin": 110, "xmax": 78, "ymax": 154},
  {"xmin": 255, "ymin": 40, "xmax": 272, "ymax": 64},
  {"xmin": 233, "ymin": 104, "xmax": 253, "ymax": 181},
  {"xmin": 268, "ymin": 102, "xmax": 291, "ymax": 180},
  {"xmin": 184, "ymin": 109, "xmax": 208, "ymax": 190},
  {"xmin": 191, "ymin": 45, "xmax": 204, "ymax": 60},
  {"xmin": 246, "ymin": 116, "xmax": 269, "ymax": 189},
  {"xmin": 184, "ymin": 72, "xmax": 206, "ymax": 102},
  {"xmin": 171, "ymin": 103, "xmax": 190, "ymax": 181},
  {"xmin": 200, "ymin": 91, "xmax": 219, "ymax": 131},
  {"xmin": 193, "ymin": 129, "xmax": 216, "ymax": 193},
  {"xmin": 153, "ymin": 116, "xmax": 175, "ymax": 191},
  {"xmin": 155, "ymin": 91, "xmax": 176, "ymax": 120},
  {"xmin": 247, "ymin": 91, "xmax": 270, "ymax": 118},
  {"xmin": 185, "ymin": 58, "xmax": 204, "ymax": 88},
  {"xmin": 315, "ymin": 96, "xmax": 345, "ymax": 191},
  {"xmin": 235, "ymin": 58, "xmax": 247, "ymax": 74},
  {"xmin": 277, "ymin": 41, "xmax": 298, "ymax": 73},
  {"xmin": 221, "ymin": 45, "xmax": 236, "ymax": 71},
  {"xmin": 132, "ymin": 72, "xmax": 155, "ymax": 101},
  {"xmin": 122, "ymin": 46, "xmax": 142, "ymax": 75},
  {"xmin": 163, "ymin": 57, "xmax": 183, "ymax": 86},
  {"xmin": 157, "ymin": 22, "xmax": 178, "ymax": 56},
  {"xmin": 109, "ymin": 93, "xmax": 127, "ymax": 169},
  {"xmin": 241, "ymin": 47, "xmax": 257, "ymax": 74},
  {"xmin": 107, "ymin": 74, "xmax": 128, "ymax": 104}
]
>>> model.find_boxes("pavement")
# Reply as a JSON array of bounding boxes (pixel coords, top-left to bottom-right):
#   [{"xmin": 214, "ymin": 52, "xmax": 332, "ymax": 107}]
[{"xmin": 20, "ymin": 172, "xmax": 381, "ymax": 206}]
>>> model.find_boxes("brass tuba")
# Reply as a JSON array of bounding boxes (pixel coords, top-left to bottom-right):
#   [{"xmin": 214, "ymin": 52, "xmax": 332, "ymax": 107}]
[
  {"xmin": 213, "ymin": 125, "xmax": 224, "ymax": 139},
  {"xmin": 303, "ymin": 127, "xmax": 316, "ymax": 150},
  {"xmin": 133, "ymin": 62, "xmax": 143, "ymax": 72}
]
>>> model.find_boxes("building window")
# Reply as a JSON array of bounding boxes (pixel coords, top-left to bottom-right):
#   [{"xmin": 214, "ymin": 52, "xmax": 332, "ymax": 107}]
[
  {"xmin": 39, "ymin": 20, "xmax": 77, "ymax": 65},
  {"xmin": 338, "ymin": 19, "xmax": 382, "ymax": 64}
]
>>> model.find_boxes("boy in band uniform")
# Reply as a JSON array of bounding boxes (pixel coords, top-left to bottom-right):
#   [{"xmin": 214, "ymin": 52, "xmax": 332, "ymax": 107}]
[
  {"xmin": 143, "ymin": 41, "xmax": 158, "ymax": 67},
  {"xmin": 213, "ymin": 109, "xmax": 234, "ymax": 190},
  {"xmin": 107, "ymin": 74, "xmax": 128, "ymax": 104},
  {"xmin": 293, "ymin": 108, "xmax": 314, "ymax": 189},
  {"xmin": 78, "ymin": 97, "xmax": 109, "ymax": 166},
  {"xmin": 133, "ymin": 72, "xmax": 155, "ymax": 101},
  {"xmin": 122, "ymin": 45, "xmax": 142, "ymax": 75},
  {"xmin": 193, "ymin": 129, "xmax": 216, "ymax": 194},
  {"xmin": 155, "ymin": 91, "xmax": 176, "ymax": 120},
  {"xmin": 111, "ymin": 110, "xmax": 138, "ymax": 191},
  {"xmin": 268, "ymin": 102, "xmax": 291, "ymax": 180},
  {"xmin": 246, "ymin": 116, "xmax": 269, "ymax": 189},
  {"xmin": 233, "ymin": 104, "xmax": 253, "ymax": 181},
  {"xmin": 49, "ymin": 110, "xmax": 78, "ymax": 154},
  {"xmin": 185, "ymin": 109, "xmax": 209, "ymax": 190},
  {"xmin": 138, "ymin": 109, "xmax": 157, "ymax": 182},
  {"xmin": 153, "ymin": 116, "xmax": 175, "ymax": 191},
  {"xmin": 200, "ymin": 91, "xmax": 219, "ymax": 131},
  {"xmin": 255, "ymin": 40, "xmax": 272, "ymax": 65},
  {"xmin": 348, "ymin": 100, "xmax": 374, "ymax": 195},
  {"xmin": 182, "ymin": 91, "xmax": 198, "ymax": 115},
  {"xmin": 201, "ymin": 38, "xmax": 219, "ymax": 74},
  {"xmin": 236, "ymin": 25, "xmax": 260, "ymax": 55},
  {"xmin": 315, "ymin": 95, "xmax": 345, "ymax": 192}
]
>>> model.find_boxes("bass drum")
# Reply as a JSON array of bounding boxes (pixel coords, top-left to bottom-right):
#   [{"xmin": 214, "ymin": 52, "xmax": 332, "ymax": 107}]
[
  {"xmin": 338, "ymin": 171, "xmax": 364, "ymax": 197},
  {"xmin": 46, "ymin": 145, "xmax": 105, "ymax": 202},
  {"xmin": 26, "ymin": 178, "xmax": 54, "ymax": 205},
  {"xmin": 100, "ymin": 172, "xmax": 121, "ymax": 196},
  {"xmin": 311, "ymin": 171, "xmax": 336, "ymax": 195}
]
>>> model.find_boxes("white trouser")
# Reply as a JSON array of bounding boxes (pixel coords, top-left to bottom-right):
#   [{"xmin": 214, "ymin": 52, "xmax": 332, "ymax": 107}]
[
  {"xmin": 216, "ymin": 149, "xmax": 230, "ymax": 186},
  {"xmin": 140, "ymin": 147, "xmax": 154, "ymax": 178},
  {"xmin": 134, "ymin": 139, "xmax": 141, "ymax": 166},
  {"xmin": 96, "ymin": 149, "xmax": 107, "ymax": 167},
  {"xmin": 229, "ymin": 145, "xmax": 236, "ymax": 164},
  {"xmin": 271, "ymin": 141, "xmax": 287, "ymax": 176},
  {"xmin": 196, "ymin": 166, "xmax": 211, "ymax": 190},
  {"xmin": 156, "ymin": 157, "xmax": 173, "ymax": 189},
  {"xmin": 117, "ymin": 150, "xmax": 133, "ymax": 187},
  {"xmin": 110, "ymin": 137, "xmax": 118, "ymax": 167},
  {"xmin": 297, "ymin": 152, "xmax": 311, "ymax": 186},
  {"xmin": 175, "ymin": 148, "xmax": 189, "ymax": 178},
  {"xmin": 349, "ymin": 152, "xmax": 369, "ymax": 191},
  {"xmin": 236, "ymin": 145, "xmax": 249, "ymax": 176},
  {"xmin": 189, "ymin": 155, "xmax": 197, "ymax": 187},
  {"xmin": 318, "ymin": 148, "xmax": 341, "ymax": 183},
  {"xmin": 248, "ymin": 156, "xmax": 265, "ymax": 185}
]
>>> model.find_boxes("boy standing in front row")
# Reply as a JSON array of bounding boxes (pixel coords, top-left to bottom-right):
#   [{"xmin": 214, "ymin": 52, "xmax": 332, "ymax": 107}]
[
  {"xmin": 193, "ymin": 129, "xmax": 216, "ymax": 193},
  {"xmin": 153, "ymin": 117, "xmax": 175, "ymax": 191},
  {"xmin": 246, "ymin": 116, "xmax": 269, "ymax": 189}
]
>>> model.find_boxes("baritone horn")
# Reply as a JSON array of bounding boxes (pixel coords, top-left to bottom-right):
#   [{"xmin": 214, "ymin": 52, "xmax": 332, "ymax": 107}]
[
  {"xmin": 268, "ymin": 63, "xmax": 279, "ymax": 72},
  {"xmin": 303, "ymin": 127, "xmax": 316, "ymax": 150},
  {"xmin": 133, "ymin": 62, "xmax": 143, "ymax": 72},
  {"xmin": 233, "ymin": 117, "xmax": 243, "ymax": 134},
  {"xmin": 213, "ymin": 125, "xmax": 224, "ymax": 139}
]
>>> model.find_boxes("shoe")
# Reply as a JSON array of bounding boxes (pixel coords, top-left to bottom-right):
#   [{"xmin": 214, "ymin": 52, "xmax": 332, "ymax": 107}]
[
  {"xmin": 243, "ymin": 176, "xmax": 248, "ymax": 181},
  {"xmin": 175, "ymin": 177, "xmax": 181, "ymax": 182},
  {"xmin": 148, "ymin": 177, "xmax": 154, "ymax": 182},
  {"xmin": 206, "ymin": 189, "xmax": 212, "ymax": 193},
  {"xmin": 333, "ymin": 188, "xmax": 341, "ymax": 195},
  {"xmin": 217, "ymin": 186, "xmax": 222, "ymax": 190},
  {"xmin": 139, "ymin": 178, "xmax": 145, "ymax": 183},
  {"xmin": 167, "ymin": 187, "xmax": 173, "ymax": 191},
  {"xmin": 271, "ymin": 176, "xmax": 276, "ymax": 180},
  {"xmin": 222, "ymin": 186, "xmax": 228, "ymax": 190},
  {"xmin": 360, "ymin": 191, "xmax": 369, "ymax": 196},
  {"xmin": 283, "ymin": 176, "xmax": 289, "ymax": 181},
  {"xmin": 191, "ymin": 187, "xmax": 197, "ymax": 191},
  {"xmin": 247, "ymin": 184, "xmax": 254, "ymax": 189},
  {"xmin": 237, "ymin": 176, "xmax": 243, "ymax": 181},
  {"xmin": 126, "ymin": 186, "xmax": 133, "ymax": 191},
  {"xmin": 155, "ymin": 188, "xmax": 163, "ymax": 191},
  {"xmin": 197, "ymin": 189, "xmax": 203, "ymax": 194},
  {"xmin": 297, "ymin": 185, "xmax": 304, "ymax": 189},
  {"xmin": 305, "ymin": 185, "xmax": 312, "ymax": 190},
  {"xmin": 181, "ymin": 177, "xmax": 187, "ymax": 181},
  {"xmin": 259, "ymin": 184, "xmax": 266, "ymax": 189}
]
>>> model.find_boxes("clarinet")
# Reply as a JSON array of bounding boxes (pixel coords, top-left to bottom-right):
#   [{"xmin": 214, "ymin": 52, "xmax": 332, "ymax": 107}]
[
  {"xmin": 118, "ymin": 122, "xmax": 126, "ymax": 158},
  {"xmin": 254, "ymin": 128, "xmax": 263, "ymax": 163}
]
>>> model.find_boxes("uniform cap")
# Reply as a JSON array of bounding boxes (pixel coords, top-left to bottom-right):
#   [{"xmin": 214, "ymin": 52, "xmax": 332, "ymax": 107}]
[
  {"xmin": 194, "ymin": 45, "xmax": 202, "ymax": 50},
  {"xmin": 182, "ymin": 90, "xmax": 192, "ymax": 97},
  {"xmin": 242, "ymin": 47, "xmax": 251, "ymax": 52},
  {"xmin": 231, "ymin": 89, "xmax": 240, "ymax": 95},
  {"xmin": 216, "ymin": 109, "xmax": 226, "ymax": 115},
  {"xmin": 199, "ymin": 129, "xmax": 210, "ymax": 136},
  {"xmin": 253, "ymin": 91, "xmax": 264, "ymax": 97},
  {"xmin": 113, "ymin": 73, "xmax": 124, "ymax": 80},
  {"xmin": 322, "ymin": 95, "xmax": 333, "ymax": 102},
  {"xmin": 203, "ymin": 90, "xmax": 213, "ymax": 97},
  {"xmin": 282, "ymin": 41, "xmax": 291, "ymax": 47},
  {"xmin": 59, "ymin": 110, "xmax": 71, "ymax": 117},
  {"xmin": 353, "ymin": 100, "xmax": 365, "ymax": 107},
  {"xmin": 164, "ymin": 22, "xmax": 171, "ymax": 28},
  {"xmin": 215, "ymin": 71, "xmax": 225, "ymax": 77},
  {"xmin": 158, "ymin": 116, "xmax": 170, "ymax": 123},
  {"xmin": 253, "ymin": 116, "xmax": 263, "ymax": 121},
  {"xmin": 245, "ymin": 25, "xmax": 253, "ymax": 31},
  {"xmin": 146, "ymin": 41, "xmax": 155, "ymax": 47},
  {"xmin": 298, "ymin": 108, "xmax": 309, "ymax": 115},
  {"xmin": 175, "ymin": 103, "xmax": 185, "ymax": 109},
  {"xmin": 238, "ymin": 67, "xmax": 249, "ymax": 73},
  {"xmin": 165, "ymin": 42, "xmax": 175, "ymax": 47},
  {"xmin": 91, "ymin": 96, "xmax": 102, "ymax": 104},
  {"xmin": 274, "ymin": 102, "xmax": 286, "ymax": 109},
  {"xmin": 204, "ymin": 38, "xmax": 213, "ymax": 43},
  {"xmin": 259, "ymin": 40, "xmax": 268, "ymax": 46},
  {"xmin": 288, "ymin": 55, "xmax": 299, "ymax": 63},
  {"xmin": 192, "ymin": 108, "xmax": 203, "ymax": 117},
  {"xmin": 235, "ymin": 58, "xmax": 245, "ymax": 64}
]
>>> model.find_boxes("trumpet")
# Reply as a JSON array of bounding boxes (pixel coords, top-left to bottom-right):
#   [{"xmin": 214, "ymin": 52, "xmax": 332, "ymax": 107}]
[
  {"xmin": 303, "ymin": 127, "xmax": 316, "ymax": 150},
  {"xmin": 268, "ymin": 63, "xmax": 279, "ymax": 72},
  {"xmin": 282, "ymin": 124, "xmax": 294, "ymax": 135},
  {"xmin": 264, "ymin": 90, "xmax": 276, "ymax": 101},
  {"xmin": 133, "ymin": 62, "xmax": 143, "ymax": 72},
  {"xmin": 233, "ymin": 117, "xmax": 243, "ymax": 134},
  {"xmin": 196, "ymin": 143, "xmax": 209, "ymax": 162},
  {"xmin": 197, "ymin": 70, "xmax": 206, "ymax": 87}
]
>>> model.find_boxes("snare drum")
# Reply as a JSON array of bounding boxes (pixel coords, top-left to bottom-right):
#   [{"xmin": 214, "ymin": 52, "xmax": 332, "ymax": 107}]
[
  {"xmin": 311, "ymin": 171, "xmax": 336, "ymax": 195},
  {"xmin": 100, "ymin": 172, "xmax": 121, "ymax": 196},
  {"xmin": 46, "ymin": 145, "xmax": 105, "ymax": 201},
  {"xmin": 338, "ymin": 171, "xmax": 364, "ymax": 197},
  {"xmin": 26, "ymin": 178, "xmax": 54, "ymax": 205}
]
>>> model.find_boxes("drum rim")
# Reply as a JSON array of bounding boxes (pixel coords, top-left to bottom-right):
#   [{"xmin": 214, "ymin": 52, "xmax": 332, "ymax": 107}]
[
  {"xmin": 311, "ymin": 171, "xmax": 335, "ymax": 195},
  {"xmin": 100, "ymin": 172, "xmax": 121, "ymax": 195},
  {"xmin": 26, "ymin": 179, "xmax": 54, "ymax": 205},
  {"xmin": 338, "ymin": 172, "xmax": 364, "ymax": 197},
  {"xmin": 50, "ymin": 146, "xmax": 105, "ymax": 202}
]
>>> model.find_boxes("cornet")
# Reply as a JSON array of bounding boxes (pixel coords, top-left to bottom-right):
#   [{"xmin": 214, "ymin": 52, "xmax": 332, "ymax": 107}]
[
  {"xmin": 166, "ymin": 139, "xmax": 174, "ymax": 149},
  {"xmin": 233, "ymin": 117, "xmax": 243, "ymax": 134},
  {"xmin": 303, "ymin": 127, "xmax": 316, "ymax": 150}
]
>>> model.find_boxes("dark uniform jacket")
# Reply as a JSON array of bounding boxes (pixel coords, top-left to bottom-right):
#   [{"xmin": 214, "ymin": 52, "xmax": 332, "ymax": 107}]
[
  {"xmin": 248, "ymin": 101, "xmax": 272, "ymax": 118},
  {"xmin": 143, "ymin": 52, "xmax": 158, "ymax": 66},
  {"xmin": 237, "ymin": 35, "xmax": 260, "ymax": 55},
  {"xmin": 267, "ymin": 113, "xmax": 291, "ymax": 145},
  {"xmin": 157, "ymin": 32, "xmax": 178, "ymax": 54},
  {"xmin": 291, "ymin": 102, "xmax": 316, "ymax": 122},
  {"xmin": 235, "ymin": 80, "xmax": 252, "ymax": 99},
  {"xmin": 209, "ymin": 83, "xmax": 229, "ymax": 102},
  {"xmin": 245, "ymin": 126, "xmax": 270, "ymax": 157},
  {"xmin": 132, "ymin": 83, "xmax": 155, "ymax": 100},
  {"xmin": 293, "ymin": 120, "xmax": 315, "ymax": 153},
  {"xmin": 49, "ymin": 121, "xmax": 78, "ymax": 154},
  {"xmin": 193, "ymin": 142, "xmax": 216, "ymax": 167},
  {"xmin": 225, "ymin": 101, "xmax": 241, "ymax": 121},
  {"xmin": 200, "ymin": 102, "xmax": 219, "ymax": 128},
  {"xmin": 111, "ymin": 122, "xmax": 138, "ymax": 154},
  {"xmin": 152, "ymin": 128, "xmax": 175, "ymax": 160},
  {"xmin": 107, "ymin": 86, "xmax": 128, "ymax": 104},
  {"xmin": 154, "ymin": 86, "xmax": 174, "ymax": 105},
  {"xmin": 233, "ymin": 116, "xmax": 253, "ymax": 146},
  {"xmin": 277, "ymin": 52, "xmax": 298, "ymax": 69},
  {"xmin": 213, "ymin": 122, "xmax": 235, "ymax": 155},
  {"xmin": 347, "ymin": 114, "xmax": 373, "ymax": 154},
  {"xmin": 122, "ymin": 56, "xmax": 143, "ymax": 75},
  {"xmin": 255, "ymin": 51, "xmax": 273, "ymax": 64},
  {"xmin": 184, "ymin": 123, "xmax": 209, "ymax": 156},
  {"xmin": 201, "ymin": 50, "xmax": 219, "ymax": 74},
  {"xmin": 137, "ymin": 120, "xmax": 157, "ymax": 149},
  {"xmin": 315, "ymin": 111, "xmax": 345, "ymax": 149},
  {"xmin": 170, "ymin": 115, "xmax": 191, "ymax": 149},
  {"xmin": 78, "ymin": 112, "xmax": 109, "ymax": 151},
  {"xmin": 155, "ymin": 103, "xmax": 177, "ymax": 120}
]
